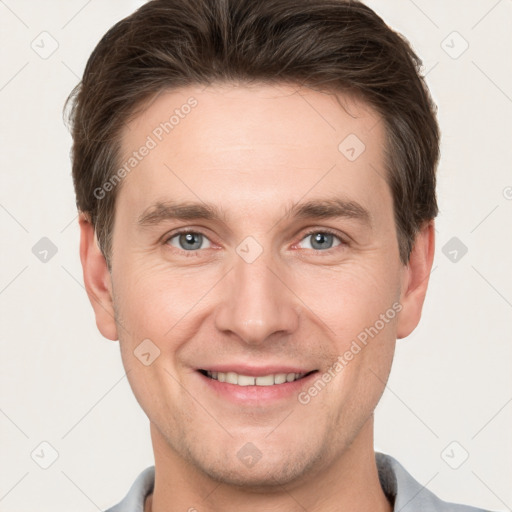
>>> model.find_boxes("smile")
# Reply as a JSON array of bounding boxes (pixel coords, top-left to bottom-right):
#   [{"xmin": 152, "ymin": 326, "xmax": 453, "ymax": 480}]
[{"xmin": 198, "ymin": 369, "xmax": 317, "ymax": 386}]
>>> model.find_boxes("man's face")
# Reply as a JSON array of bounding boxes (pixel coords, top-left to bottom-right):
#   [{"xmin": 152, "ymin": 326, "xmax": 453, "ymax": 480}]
[{"xmin": 97, "ymin": 83, "xmax": 416, "ymax": 486}]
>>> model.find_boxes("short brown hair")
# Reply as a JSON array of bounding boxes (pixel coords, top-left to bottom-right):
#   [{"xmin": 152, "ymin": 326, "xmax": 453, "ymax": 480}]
[{"xmin": 65, "ymin": 0, "xmax": 439, "ymax": 267}]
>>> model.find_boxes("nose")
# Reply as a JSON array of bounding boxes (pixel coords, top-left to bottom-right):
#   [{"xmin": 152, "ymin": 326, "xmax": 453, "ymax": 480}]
[{"xmin": 214, "ymin": 248, "xmax": 300, "ymax": 346}]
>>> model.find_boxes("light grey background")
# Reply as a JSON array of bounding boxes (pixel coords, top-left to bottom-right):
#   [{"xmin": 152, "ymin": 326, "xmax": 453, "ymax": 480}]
[{"xmin": 1, "ymin": 1, "xmax": 511, "ymax": 511}]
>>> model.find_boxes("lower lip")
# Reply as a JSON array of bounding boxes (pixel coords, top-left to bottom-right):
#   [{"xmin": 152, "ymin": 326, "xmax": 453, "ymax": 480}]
[{"xmin": 197, "ymin": 371, "xmax": 318, "ymax": 405}]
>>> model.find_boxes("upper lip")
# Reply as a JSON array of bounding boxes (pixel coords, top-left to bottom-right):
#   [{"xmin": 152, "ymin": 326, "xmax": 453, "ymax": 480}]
[{"xmin": 197, "ymin": 365, "xmax": 317, "ymax": 377}]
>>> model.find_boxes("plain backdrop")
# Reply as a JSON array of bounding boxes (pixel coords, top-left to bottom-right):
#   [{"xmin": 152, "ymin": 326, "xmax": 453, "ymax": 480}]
[{"xmin": 1, "ymin": 1, "xmax": 511, "ymax": 511}]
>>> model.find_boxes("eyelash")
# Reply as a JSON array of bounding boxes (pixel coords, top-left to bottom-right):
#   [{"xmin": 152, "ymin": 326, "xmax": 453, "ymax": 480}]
[{"xmin": 163, "ymin": 227, "xmax": 347, "ymax": 255}]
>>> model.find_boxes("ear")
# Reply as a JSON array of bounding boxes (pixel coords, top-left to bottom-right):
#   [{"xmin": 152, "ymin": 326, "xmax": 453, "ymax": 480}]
[
  {"xmin": 78, "ymin": 212, "xmax": 118, "ymax": 341},
  {"xmin": 396, "ymin": 220, "xmax": 435, "ymax": 339}
]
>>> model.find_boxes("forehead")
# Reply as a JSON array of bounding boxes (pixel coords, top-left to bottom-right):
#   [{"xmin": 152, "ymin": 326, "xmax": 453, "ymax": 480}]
[{"xmin": 116, "ymin": 82, "xmax": 390, "ymax": 225}]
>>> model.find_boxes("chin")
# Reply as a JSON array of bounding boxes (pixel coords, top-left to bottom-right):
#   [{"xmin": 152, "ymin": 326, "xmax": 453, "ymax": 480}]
[{"xmin": 189, "ymin": 441, "xmax": 325, "ymax": 492}]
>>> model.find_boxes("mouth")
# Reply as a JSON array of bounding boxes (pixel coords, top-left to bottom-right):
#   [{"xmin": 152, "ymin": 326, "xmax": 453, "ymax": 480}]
[{"xmin": 197, "ymin": 369, "xmax": 318, "ymax": 387}]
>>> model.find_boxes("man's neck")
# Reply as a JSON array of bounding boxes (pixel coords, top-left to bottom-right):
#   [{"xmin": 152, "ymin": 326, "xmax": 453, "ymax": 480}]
[
  {"xmin": 144, "ymin": 493, "xmax": 152, "ymax": 512},
  {"xmin": 146, "ymin": 418, "xmax": 392, "ymax": 512}
]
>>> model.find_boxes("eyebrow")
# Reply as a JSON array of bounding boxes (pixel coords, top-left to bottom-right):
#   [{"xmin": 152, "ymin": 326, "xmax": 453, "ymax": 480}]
[{"xmin": 137, "ymin": 197, "xmax": 372, "ymax": 228}]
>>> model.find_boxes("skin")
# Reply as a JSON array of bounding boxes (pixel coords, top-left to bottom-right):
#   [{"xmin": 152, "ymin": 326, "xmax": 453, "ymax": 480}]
[{"xmin": 79, "ymin": 83, "xmax": 435, "ymax": 512}]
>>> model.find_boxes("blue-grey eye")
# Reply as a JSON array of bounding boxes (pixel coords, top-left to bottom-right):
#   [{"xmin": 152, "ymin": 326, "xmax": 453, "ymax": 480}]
[
  {"xmin": 300, "ymin": 231, "xmax": 342, "ymax": 251},
  {"xmin": 168, "ymin": 232, "xmax": 212, "ymax": 251}
]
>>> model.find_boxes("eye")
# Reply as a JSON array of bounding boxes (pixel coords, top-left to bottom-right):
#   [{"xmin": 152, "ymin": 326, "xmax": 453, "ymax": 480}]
[
  {"xmin": 165, "ymin": 231, "xmax": 212, "ymax": 251},
  {"xmin": 164, "ymin": 228, "xmax": 346, "ymax": 254},
  {"xmin": 297, "ymin": 229, "xmax": 344, "ymax": 251}
]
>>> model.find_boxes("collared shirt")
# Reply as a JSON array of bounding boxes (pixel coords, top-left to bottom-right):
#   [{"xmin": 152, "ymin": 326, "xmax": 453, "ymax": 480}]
[{"xmin": 104, "ymin": 452, "xmax": 494, "ymax": 512}]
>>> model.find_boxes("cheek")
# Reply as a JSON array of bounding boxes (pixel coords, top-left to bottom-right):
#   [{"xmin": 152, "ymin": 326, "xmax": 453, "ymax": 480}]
[
  {"xmin": 112, "ymin": 260, "xmax": 213, "ymax": 338},
  {"xmin": 293, "ymin": 258, "xmax": 401, "ymax": 336}
]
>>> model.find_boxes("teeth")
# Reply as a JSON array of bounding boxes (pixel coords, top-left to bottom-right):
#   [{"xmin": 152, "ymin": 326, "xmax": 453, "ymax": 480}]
[
  {"xmin": 274, "ymin": 373, "xmax": 287, "ymax": 384},
  {"xmin": 205, "ymin": 370, "xmax": 306, "ymax": 386}
]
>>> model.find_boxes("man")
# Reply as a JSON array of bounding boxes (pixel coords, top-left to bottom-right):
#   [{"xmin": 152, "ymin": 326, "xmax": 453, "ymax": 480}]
[{"xmin": 65, "ymin": 0, "xmax": 495, "ymax": 511}]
